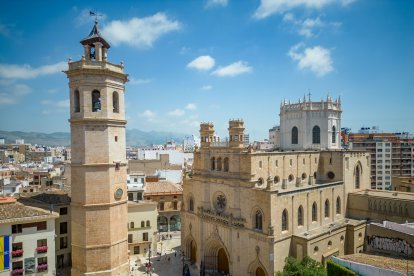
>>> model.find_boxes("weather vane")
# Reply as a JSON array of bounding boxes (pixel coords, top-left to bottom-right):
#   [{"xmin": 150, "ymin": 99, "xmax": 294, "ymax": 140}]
[{"xmin": 89, "ymin": 10, "xmax": 103, "ymax": 23}]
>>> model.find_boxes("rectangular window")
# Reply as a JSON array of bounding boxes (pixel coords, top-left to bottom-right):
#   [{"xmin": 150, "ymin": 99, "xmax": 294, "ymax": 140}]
[
  {"xmin": 377, "ymin": 149, "xmax": 383, "ymax": 152},
  {"xmin": 385, "ymin": 148, "xmax": 391, "ymax": 152},
  {"xmin": 377, "ymin": 165, "xmax": 382, "ymax": 169},
  {"xmin": 137, "ymin": 192, "xmax": 143, "ymax": 200},
  {"xmin": 12, "ymin": 224, "xmax": 22, "ymax": 234},
  {"xmin": 377, "ymin": 160, "xmax": 383, "ymax": 164},
  {"xmin": 12, "ymin": 261, "xmax": 23, "ymax": 269},
  {"xmin": 60, "ymin": 237, "xmax": 68, "ymax": 249},
  {"xmin": 59, "ymin": 207, "xmax": 68, "ymax": 215},
  {"xmin": 37, "ymin": 221, "xmax": 47, "ymax": 231},
  {"xmin": 60, "ymin": 222, "xmax": 68, "ymax": 234},
  {"xmin": 128, "ymin": 234, "xmax": 133, "ymax": 243},
  {"xmin": 143, "ymin": 232, "xmax": 148, "ymax": 241},
  {"xmin": 134, "ymin": 246, "xmax": 140, "ymax": 255},
  {"xmin": 173, "ymin": 201, "xmax": 178, "ymax": 210},
  {"xmin": 37, "ymin": 257, "xmax": 47, "ymax": 265},
  {"xmin": 12, "ymin": 242, "xmax": 23, "ymax": 251},
  {"xmin": 159, "ymin": 202, "xmax": 164, "ymax": 211},
  {"xmin": 37, "ymin": 239, "xmax": 47, "ymax": 247},
  {"xmin": 377, "ymin": 154, "xmax": 382, "ymax": 158},
  {"xmin": 128, "ymin": 193, "xmax": 133, "ymax": 201},
  {"xmin": 385, "ymin": 154, "xmax": 391, "ymax": 158},
  {"xmin": 134, "ymin": 178, "xmax": 138, "ymax": 182}
]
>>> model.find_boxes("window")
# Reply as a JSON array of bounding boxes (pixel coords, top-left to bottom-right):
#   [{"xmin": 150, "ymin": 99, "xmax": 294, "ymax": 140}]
[
  {"xmin": 312, "ymin": 126, "xmax": 320, "ymax": 144},
  {"xmin": 257, "ymin": 178, "xmax": 264, "ymax": 186},
  {"xmin": 112, "ymin": 91, "xmax": 119, "ymax": 113},
  {"xmin": 211, "ymin": 157, "xmax": 215, "ymax": 170},
  {"xmin": 37, "ymin": 239, "xmax": 47, "ymax": 247},
  {"xmin": 325, "ymin": 199, "xmax": 330, "ymax": 218},
  {"xmin": 60, "ymin": 237, "xmax": 68, "ymax": 249},
  {"xmin": 173, "ymin": 201, "xmax": 178, "ymax": 210},
  {"xmin": 275, "ymin": 160, "xmax": 278, "ymax": 167},
  {"xmin": 282, "ymin": 209, "xmax": 288, "ymax": 231},
  {"xmin": 189, "ymin": 198, "xmax": 194, "ymax": 212},
  {"xmin": 301, "ymin": 173, "xmax": 306, "ymax": 180},
  {"xmin": 141, "ymin": 221, "xmax": 145, "ymax": 228},
  {"xmin": 255, "ymin": 211, "xmax": 263, "ymax": 231},
  {"xmin": 298, "ymin": 206, "xmax": 303, "ymax": 226},
  {"xmin": 128, "ymin": 193, "xmax": 133, "ymax": 201},
  {"xmin": 37, "ymin": 221, "xmax": 46, "ymax": 231},
  {"xmin": 59, "ymin": 207, "xmax": 68, "ymax": 215},
  {"xmin": 259, "ymin": 161, "xmax": 262, "ymax": 169},
  {"xmin": 217, "ymin": 157, "xmax": 222, "ymax": 171},
  {"xmin": 332, "ymin": 126, "xmax": 336, "ymax": 143},
  {"xmin": 159, "ymin": 202, "xmax": 164, "ymax": 211},
  {"xmin": 60, "ymin": 222, "xmax": 67, "ymax": 234},
  {"xmin": 274, "ymin": 176, "xmax": 280, "ymax": 184},
  {"xmin": 91, "ymin": 90, "xmax": 101, "ymax": 112},
  {"xmin": 128, "ymin": 234, "xmax": 133, "ymax": 243},
  {"xmin": 312, "ymin": 202, "xmax": 317, "ymax": 222},
  {"xmin": 223, "ymin": 157, "xmax": 229, "ymax": 172},
  {"xmin": 38, "ymin": 256, "xmax": 47, "ymax": 265},
  {"xmin": 327, "ymin": 171, "xmax": 335, "ymax": 179},
  {"xmin": 146, "ymin": 220, "xmax": 150, "ymax": 227},
  {"xmin": 74, "ymin": 90, "xmax": 80, "ymax": 113},
  {"xmin": 355, "ymin": 165, "xmax": 361, "ymax": 189},
  {"xmin": 143, "ymin": 232, "xmax": 149, "ymax": 241},
  {"xmin": 134, "ymin": 246, "xmax": 140, "ymax": 255},
  {"xmin": 12, "ymin": 224, "xmax": 22, "ymax": 233},
  {"xmin": 12, "ymin": 261, "xmax": 23, "ymax": 270},
  {"xmin": 292, "ymin": 127, "xmax": 298, "ymax": 144},
  {"xmin": 336, "ymin": 197, "xmax": 341, "ymax": 214},
  {"xmin": 290, "ymin": 159, "xmax": 293, "ymax": 166},
  {"xmin": 115, "ymin": 136, "xmax": 118, "ymax": 142},
  {"xmin": 377, "ymin": 149, "xmax": 383, "ymax": 152},
  {"xmin": 130, "ymin": 222, "xmax": 134, "ymax": 229},
  {"xmin": 12, "ymin": 242, "xmax": 22, "ymax": 251},
  {"xmin": 137, "ymin": 192, "xmax": 143, "ymax": 200},
  {"xmin": 288, "ymin": 174, "xmax": 294, "ymax": 182}
]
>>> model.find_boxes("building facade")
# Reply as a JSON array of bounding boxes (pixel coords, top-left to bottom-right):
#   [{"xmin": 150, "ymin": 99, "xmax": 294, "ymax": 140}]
[{"xmin": 65, "ymin": 20, "xmax": 129, "ymax": 275}]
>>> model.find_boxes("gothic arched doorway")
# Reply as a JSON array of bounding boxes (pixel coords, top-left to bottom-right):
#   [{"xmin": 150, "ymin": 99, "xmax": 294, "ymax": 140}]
[
  {"xmin": 157, "ymin": 216, "xmax": 168, "ymax": 232},
  {"xmin": 256, "ymin": 267, "xmax": 266, "ymax": 276},
  {"xmin": 190, "ymin": 240, "xmax": 197, "ymax": 264},
  {"xmin": 217, "ymin": 248, "xmax": 229, "ymax": 274}
]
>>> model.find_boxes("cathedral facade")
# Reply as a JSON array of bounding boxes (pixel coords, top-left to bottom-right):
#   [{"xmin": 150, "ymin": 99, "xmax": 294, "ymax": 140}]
[{"xmin": 181, "ymin": 98, "xmax": 369, "ymax": 275}]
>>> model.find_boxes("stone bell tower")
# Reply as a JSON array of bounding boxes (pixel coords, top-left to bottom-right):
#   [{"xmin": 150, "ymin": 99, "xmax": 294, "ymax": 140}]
[{"xmin": 65, "ymin": 19, "xmax": 129, "ymax": 275}]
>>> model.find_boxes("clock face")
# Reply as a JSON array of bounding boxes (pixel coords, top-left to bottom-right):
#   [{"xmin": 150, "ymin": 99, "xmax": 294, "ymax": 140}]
[{"xmin": 114, "ymin": 188, "xmax": 123, "ymax": 200}]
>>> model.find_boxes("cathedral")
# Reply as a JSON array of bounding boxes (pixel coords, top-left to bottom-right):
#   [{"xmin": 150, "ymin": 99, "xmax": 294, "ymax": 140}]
[{"xmin": 181, "ymin": 97, "xmax": 369, "ymax": 275}]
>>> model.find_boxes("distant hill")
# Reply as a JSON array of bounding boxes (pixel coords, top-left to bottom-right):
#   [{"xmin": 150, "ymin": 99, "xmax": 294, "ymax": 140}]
[{"xmin": 0, "ymin": 129, "xmax": 189, "ymax": 147}]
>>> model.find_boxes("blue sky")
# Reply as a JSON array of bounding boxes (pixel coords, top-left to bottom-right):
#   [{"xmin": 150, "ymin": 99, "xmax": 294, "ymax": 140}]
[{"xmin": 0, "ymin": 0, "xmax": 413, "ymax": 141}]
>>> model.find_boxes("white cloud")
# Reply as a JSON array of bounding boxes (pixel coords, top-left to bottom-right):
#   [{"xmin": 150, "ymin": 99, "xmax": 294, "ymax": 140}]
[
  {"xmin": 167, "ymin": 109, "xmax": 185, "ymax": 117},
  {"xmin": 129, "ymin": 78, "xmax": 153, "ymax": 85},
  {"xmin": 41, "ymin": 99, "xmax": 70, "ymax": 108},
  {"xmin": 0, "ymin": 62, "xmax": 67, "ymax": 79},
  {"xmin": 211, "ymin": 61, "xmax": 252, "ymax": 77},
  {"xmin": 288, "ymin": 43, "xmax": 333, "ymax": 77},
  {"xmin": 201, "ymin": 85, "xmax": 213, "ymax": 91},
  {"xmin": 186, "ymin": 103, "xmax": 197, "ymax": 110},
  {"xmin": 187, "ymin": 56, "xmax": 215, "ymax": 71},
  {"xmin": 0, "ymin": 83, "xmax": 32, "ymax": 105},
  {"xmin": 283, "ymin": 13, "xmax": 341, "ymax": 38},
  {"xmin": 206, "ymin": 0, "xmax": 229, "ymax": 8},
  {"xmin": 102, "ymin": 13, "xmax": 181, "ymax": 48},
  {"xmin": 139, "ymin": 110, "xmax": 157, "ymax": 122},
  {"xmin": 254, "ymin": 0, "xmax": 356, "ymax": 19}
]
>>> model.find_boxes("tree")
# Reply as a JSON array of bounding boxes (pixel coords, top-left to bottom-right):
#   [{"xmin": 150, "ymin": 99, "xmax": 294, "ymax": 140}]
[{"xmin": 276, "ymin": 256, "xmax": 326, "ymax": 276}]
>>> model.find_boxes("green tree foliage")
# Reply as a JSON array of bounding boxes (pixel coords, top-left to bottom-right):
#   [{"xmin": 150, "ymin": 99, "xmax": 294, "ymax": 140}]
[
  {"xmin": 326, "ymin": 260, "xmax": 356, "ymax": 276},
  {"xmin": 276, "ymin": 256, "xmax": 326, "ymax": 276}
]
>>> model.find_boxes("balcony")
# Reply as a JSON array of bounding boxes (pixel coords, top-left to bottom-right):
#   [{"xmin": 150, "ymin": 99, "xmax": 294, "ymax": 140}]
[
  {"xmin": 36, "ymin": 246, "xmax": 48, "ymax": 253},
  {"xmin": 11, "ymin": 249, "xmax": 23, "ymax": 258},
  {"xmin": 11, "ymin": 269, "xmax": 24, "ymax": 276},
  {"xmin": 37, "ymin": 263, "xmax": 48, "ymax": 272}
]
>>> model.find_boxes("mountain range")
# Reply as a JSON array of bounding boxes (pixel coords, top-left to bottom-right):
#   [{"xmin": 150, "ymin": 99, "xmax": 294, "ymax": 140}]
[{"xmin": 0, "ymin": 129, "xmax": 190, "ymax": 147}]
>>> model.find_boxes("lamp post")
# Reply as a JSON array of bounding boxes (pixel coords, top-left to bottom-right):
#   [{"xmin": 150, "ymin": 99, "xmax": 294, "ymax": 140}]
[{"xmin": 146, "ymin": 244, "xmax": 152, "ymax": 275}]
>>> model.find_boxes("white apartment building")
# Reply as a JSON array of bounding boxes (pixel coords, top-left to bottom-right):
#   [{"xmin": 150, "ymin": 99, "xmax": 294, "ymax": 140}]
[{"xmin": 0, "ymin": 197, "xmax": 58, "ymax": 276}]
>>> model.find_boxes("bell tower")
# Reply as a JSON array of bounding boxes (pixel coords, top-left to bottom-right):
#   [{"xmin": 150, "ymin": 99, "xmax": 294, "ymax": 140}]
[{"xmin": 65, "ymin": 19, "xmax": 129, "ymax": 275}]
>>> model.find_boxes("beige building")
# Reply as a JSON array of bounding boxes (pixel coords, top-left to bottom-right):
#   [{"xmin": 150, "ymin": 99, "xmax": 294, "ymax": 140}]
[
  {"xmin": 128, "ymin": 154, "xmax": 181, "ymax": 176},
  {"xmin": 65, "ymin": 19, "xmax": 129, "ymax": 275},
  {"xmin": 0, "ymin": 197, "xmax": 58, "ymax": 276},
  {"xmin": 182, "ymin": 112, "xmax": 370, "ymax": 275},
  {"xmin": 127, "ymin": 201, "xmax": 158, "ymax": 258},
  {"xmin": 392, "ymin": 176, "xmax": 414, "ymax": 192}
]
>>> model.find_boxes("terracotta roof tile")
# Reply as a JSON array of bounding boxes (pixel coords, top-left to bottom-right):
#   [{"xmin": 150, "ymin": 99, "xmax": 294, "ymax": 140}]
[{"xmin": 144, "ymin": 181, "xmax": 183, "ymax": 195}]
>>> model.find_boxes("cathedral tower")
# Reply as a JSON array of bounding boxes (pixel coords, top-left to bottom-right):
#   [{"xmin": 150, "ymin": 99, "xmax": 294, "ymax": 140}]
[{"xmin": 65, "ymin": 20, "xmax": 129, "ymax": 275}]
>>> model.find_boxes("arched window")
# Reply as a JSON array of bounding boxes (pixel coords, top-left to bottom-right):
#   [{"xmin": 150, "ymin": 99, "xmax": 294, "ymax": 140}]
[
  {"xmin": 189, "ymin": 197, "xmax": 194, "ymax": 212},
  {"xmin": 312, "ymin": 125, "xmax": 320, "ymax": 144},
  {"xmin": 223, "ymin": 157, "xmax": 229, "ymax": 172},
  {"xmin": 257, "ymin": 178, "xmax": 264, "ymax": 186},
  {"xmin": 113, "ymin": 91, "xmax": 119, "ymax": 113},
  {"xmin": 298, "ymin": 205, "xmax": 304, "ymax": 226},
  {"xmin": 282, "ymin": 209, "xmax": 288, "ymax": 231},
  {"xmin": 312, "ymin": 202, "xmax": 317, "ymax": 222},
  {"xmin": 288, "ymin": 174, "xmax": 294, "ymax": 182},
  {"xmin": 146, "ymin": 220, "xmax": 150, "ymax": 227},
  {"xmin": 336, "ymin": 196, "xmax": 341, "ymax": 214},
  {"xmin": 217, "ymin": 157, "xmax": 222, "ymax": 171},
  {"xmin": 92, "ymin": 90, "xmax": 101, "ymax": 112},
  {"xmin": 211, "ymin": 157, "xmax": 215, "ymax": 171},
  {"xmin": 292, "ymin": 126, "xmax": 298, "ymax": 144},
  {"xmin": 130, "ymin": 222, "xmax": 134, "ymax": 229},
  {"xmin": 274, "ymin": 176, "xmax": 280, "ymax": 184},
  {"xmin": 332, "ymin": 126, "xmax": 336, "ymax": 143},
  {"xmin": 325, "ymin": 199, "xmax": 330, "ymax": 218},
  {"xmin": 355, "ymin": 165, "xmax": 361, "ymax": 189},
  {"xmin": 74, "ymin": 90, "xmax": 80, "ymax": 113},
  {"xmin": 141, "ymin": 221, "xmax": 145, "ymax": 228},
  {"xmin": 255, "ymin": 211, "xmax": 263, "ymax": 231}
]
